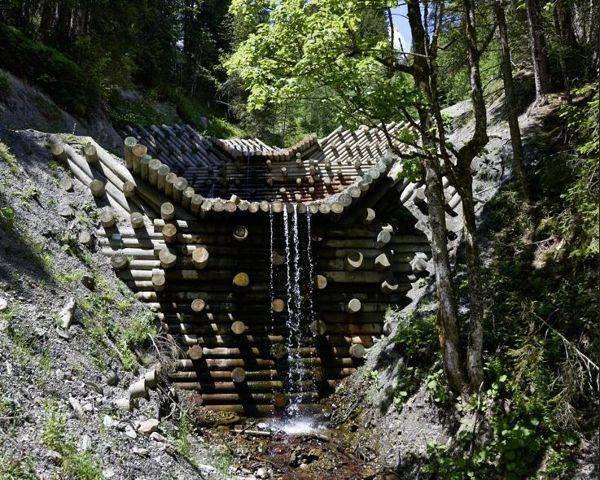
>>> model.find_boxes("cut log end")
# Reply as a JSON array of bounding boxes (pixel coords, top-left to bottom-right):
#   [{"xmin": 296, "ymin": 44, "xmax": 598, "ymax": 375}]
[
  {"xmin": 349, "ymin": 344, "xmax": 366, "ymax": 359},
  {"xmin": 231, "ymin": 367, "xmax": 246, "ymax": 383},
  {"xmin": 314, "ymin": 274, "xmax": 328, "ymax": 290},
  {"xmin": 347, "ymin": 298, "xmax": 362, "ymax": 314},
  {"xmin": 309, "ymin": 319, "xmax": 327, "ymax": 336},
  {"xmin": 160, "ymin": 202, "xmax": 175, "ymax": 221},
  {"xmin": 158, "ymin": 249, "xmax": 177, "ymax": 269},
  {"xmin": 232, "ymin": 225, "xmax": 248, "ymax": 242},
  {"xmin": 232, "ymin": 272, "xmax": 250, "ymax": 288},
  {"xmin": 187, "ymin": 345, "xmax": 204, "ymax": 361},
  {"xmin": 90, "ymin": 179, "xmax": 106, "ymax": 197},
  {"xmin": 191, "ymin": 298, "xmax": 206, "ymax": 313},
  {"xmin": 270, "ymin": 343, "xmax": 287, "ymax": 359},
  {"xmin": 344, "ymin": 251, "xmax": 364, "ymax": 271},
  {"xmin": 273, "ymin": 392, "xmax": 288, "ymax": 408},
  {"xmin": 192, "ymin": 247, "xmax": 209, "ymax": 269},
  {"xmin": 130, "ymin": 212, "xmax": 145, "ymax": 230},
  {"xmin": 230, "ymin": 321, "xmax": 246, "ymax": 335},
  {"xmin": 111, "ymin": 252, "xmax": 129, "ymax": 271},
  {"xmin": 162, "ymin": 223, "xmax": 177, "ymax": 244}
]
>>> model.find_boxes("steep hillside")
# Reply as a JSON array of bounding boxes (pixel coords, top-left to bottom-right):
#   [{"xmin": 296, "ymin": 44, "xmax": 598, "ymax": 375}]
[
  {"xmin": 327, "ymin": 90, "xmax": 599, "ymax": 479},
  {"xmin": 0, "ymin": 128, "xmax": 238, "ymax": 479}
]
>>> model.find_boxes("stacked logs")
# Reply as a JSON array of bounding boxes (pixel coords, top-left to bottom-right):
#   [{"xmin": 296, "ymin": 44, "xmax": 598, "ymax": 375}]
[
  {"xmin": 52, "ymin": 131, "xmax": 431, "ymax": 415},
  {"xmin": 121, "ymin": 121, "xmax": 409, "ymax": 203},
  {"xmin": 95, "ymin": 207, "xmax": 429, "ymax": 414}
]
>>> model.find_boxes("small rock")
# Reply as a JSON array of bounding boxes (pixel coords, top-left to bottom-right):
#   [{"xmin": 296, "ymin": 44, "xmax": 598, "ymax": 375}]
[
  {"xmin": 47, "ymin": 450, "xmax": 62, "ymax": 463},
  {"xmin": 102, "ymin": 467, "xmax": 115, "ymax": 479},
  {"xmin": 199, "ymin": 465, "xmax": 217, "ymax": 475},
  {"xmin": 57, "ymin": 203, "xmax": 75, "ymax": 218},
  {"xmin": 149, "ymin": 432, "xmax": 167, "ymax": 443},
  {"xmin": 298, "ymin": 463, "xmax": 309, "ymax": 470},
  {"xmin": 105, "ymin": 370, "xmax": 119, "ymax": 387},
  {"xmin": 81, "ymin": 274, "xmax": 95, "ymax": 291},
  {"xmin": 125, "ymin": 425, "xmax": 137, "ymax": 439},
  {"xmin": 255, "ymin": 467, "xmax": 268, "ymax": 478},
  {"xmin": 68, "ymin": 395, "xmax": 85, "ymax": 418},
  {"xmin": 0, "ymin": 297, "xmax": 7, "ymax": 311},
  {"xmin": 103, "ymin": 415, "xmax": 117, "ymax": 428},
  {"xmin": 137, "ymin": 418, "xmax": 159, "ymax": 435},
  {"xmin": 133, "ymin": 447, "xmax": 149, "ymax": 457},
  {"xmin": 56, "ymin": 327, "xmax": 70, "ymax": 339},
  {"xmin": 82, "ymin": 403, "xmax": 93, "ymax": 412},
  {"xmin": 78, "ymin": 435, "xmax": 91, "ymax": 452},
  {"xmin": 58, "ymin": 298, "xmax": 76, "ymax": 330}
]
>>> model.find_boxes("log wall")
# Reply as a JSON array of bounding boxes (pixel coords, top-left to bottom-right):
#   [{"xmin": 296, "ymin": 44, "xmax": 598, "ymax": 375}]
[{"xmin": 53, "ymin": 127, "xmax": 436, "ymax": 416}]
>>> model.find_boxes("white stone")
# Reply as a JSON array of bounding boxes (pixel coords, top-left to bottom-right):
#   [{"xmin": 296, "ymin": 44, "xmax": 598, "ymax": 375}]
[
  {"xmin": 103, "ymin": 415, "xmax": 116, "ymax": 428},
  {"xmin": 78, "ymin": 435, "xmax": 91, "ymax": 452},
  {"xmin": 137, "ymin": 418, "xmax": 159, "ymax": 435},
  {"xmin": 125, "ymin": 425, "xmax": 137, "ymax": 439},
  {"xmin": 133, "ymin": 447, "xmax": 149, "ymax": 457},
  {"xmin": 149, "ymin": 432, "xmax": 166, "ymax": 443}
]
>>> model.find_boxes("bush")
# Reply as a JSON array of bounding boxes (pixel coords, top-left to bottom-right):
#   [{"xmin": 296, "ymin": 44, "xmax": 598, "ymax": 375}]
[
  {"xmin": 0, "ymin": 70, "xmax": 10, "ymax": 94},
  {"xmin": 0, "ymin": 23, "xmax": 99, "ymax": 116}
]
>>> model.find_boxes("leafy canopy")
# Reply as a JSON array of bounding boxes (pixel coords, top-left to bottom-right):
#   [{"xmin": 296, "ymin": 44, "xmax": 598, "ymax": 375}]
[{"xmin": 225, "ymin": 0, "xmax": 421, "ymax": 128}]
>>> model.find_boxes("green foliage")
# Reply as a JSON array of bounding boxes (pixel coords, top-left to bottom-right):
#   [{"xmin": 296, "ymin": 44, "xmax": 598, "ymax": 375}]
[
  {"xmin": 0, "ymin": 454, "xmax": 37, "ymax": 480},
  {"xmin": 209, "ymin": 445, "xmax": 234, "ymax": 476},
  {"xmin": 108, "ymin": 91, "xmax": 170, "ymax": 127},
  {"xmin": 41, "ymin": 399, "xmax": 66, "ymax": 451},
  {"xmin": 79, "ymin": 278, "xmax": 156, "ymax": 372},
  {"xmin": 0, "ymin": 70, "xmax": 10, "ymax": 94},
  {"xmin": 226, "ymin": 0, "xmax": 417, "ymax": 129},
  {"xmin": 0, "ymin": 141, "xmax": 18, "ymax": 175},
  {"xmin": 424, "ymin": 361, "xmax": 578, "ymax": 479},
  {"xmin": 176, "ymin": 414, "xmax": 192, "ymax": 457},
  {"xmin": 55, "ymin": 269, "xmax": 85, "ymax": 286},
  {"xmin": 556, "ymin": 87, "xmax": 599, "ymax": 257},
  {"xmin": 0, "ymin": 22, "xmax": 99, "ymax": 116},
  {"xmin": 391, "ymin": 312, "xmax": 441, "ymax": 405},
  {"xmin": 0, "ymin": 206, "xmax": 15, "ymax": 232},
  {"xmin": 40, "ymin": 399, "xmax": 104, "ymax": 479}
]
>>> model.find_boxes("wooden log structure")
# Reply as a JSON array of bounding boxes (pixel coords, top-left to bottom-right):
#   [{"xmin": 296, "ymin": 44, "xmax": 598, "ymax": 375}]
[{"xmin": 72, "ymin": 123, "xmax": 434, "ymax": 415}]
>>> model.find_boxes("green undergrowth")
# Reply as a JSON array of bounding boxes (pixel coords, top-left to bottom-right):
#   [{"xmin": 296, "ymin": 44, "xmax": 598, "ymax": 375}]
[
  {"xmin": 78, "ymin": 277, "xmax": 157, "ymax": 372},
  {"xmin": 0, "ymin": 140, "xmax": 18, "ymax": 175},
  {"xmin": 390, "ymin": 312, "xmax": 446, "ymax": 407},
  {"xmin": 41, "ymin": 399, "xmax": 104, "ymax": 479},
  {"xmin": 421, "ymin": 92, "xmax": 599, "ymax": 479},
  {"xmin": 109, "ymin": 87, "xmax": 245, "ymax": 139},
  {"xmin": 0, "ymin": 23, "xmax": 99, "ymax": 116}
]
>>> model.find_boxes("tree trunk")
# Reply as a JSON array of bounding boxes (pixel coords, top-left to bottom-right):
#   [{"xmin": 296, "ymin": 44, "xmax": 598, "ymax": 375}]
[
  {"xmin": 406, "ymin": 0, "xmax": 468, "ymax": 394},
  {"xmin": 525, "ymin": 0, "xmax": 551, "ymax": 103},
  {"xmin": 554, "ymin": 0, "xmax": 577, "ymax": 101},
  {"xmin": 456, "ymin": 0, "xmax": 489, "ymax": 390},
  {"xmin": 494, "ymin": 0, "xmax": 529, "ymax": 201}
]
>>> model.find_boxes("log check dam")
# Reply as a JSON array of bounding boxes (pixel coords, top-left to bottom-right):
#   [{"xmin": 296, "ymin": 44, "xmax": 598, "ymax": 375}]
[{"xmin": 47, "ymin": 122, "xmax": 462, "ymax": 419}]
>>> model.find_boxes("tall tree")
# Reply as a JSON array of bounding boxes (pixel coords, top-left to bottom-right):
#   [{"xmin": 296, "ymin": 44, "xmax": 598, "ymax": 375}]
[
  {"xmin": 226, "ymin": 0, "xmax": 493, "ymax": 394},
  {"xmin": 525, "ymin": 0, "xmax": 551, "ymax": 103},
  {"xmin": 494, "ymin": 0, "xmax": 529, "ymax": 201},
  {"xmin": 405, "ymin": 0, "xmax": 467, "ymax": 394}
]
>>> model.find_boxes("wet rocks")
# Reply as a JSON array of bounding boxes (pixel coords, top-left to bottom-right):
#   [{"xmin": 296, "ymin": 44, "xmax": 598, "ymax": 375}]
[{"xmin": 290, "ymin": 445, "xmax": 321, "ymax": 467}]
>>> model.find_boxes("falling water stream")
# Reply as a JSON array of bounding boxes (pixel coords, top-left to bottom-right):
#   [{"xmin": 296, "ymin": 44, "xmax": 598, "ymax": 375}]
[{"xmin": 268, "ymin": 204, "xmax": 319, "ymax": 433}]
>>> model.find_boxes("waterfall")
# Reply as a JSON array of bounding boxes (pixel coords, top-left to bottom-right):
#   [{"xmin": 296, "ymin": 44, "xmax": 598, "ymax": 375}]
[
  {"xmin": 269, "ymin": 207, "xmax": 275, "ymax": 385},
  {"xmin": 305, "ymin": 210, "xmax": 315, "ymax": 326},
  {"xmin": 278, "ymin": 205, "xmax": 317, "ymax": 417},
  {"xmin": 266, "ymin": 204, "xmax": 322, "ymax": 433}
]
